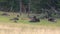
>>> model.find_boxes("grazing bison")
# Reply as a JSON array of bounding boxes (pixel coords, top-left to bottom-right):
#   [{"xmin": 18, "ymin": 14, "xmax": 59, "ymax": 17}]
[
  {"xmin": 29, "ymin": 16, "xmax": 40, "ymax": 22},
  {"xmin": 48, "ymin": 17, "xmax": 56, "ymax": 22}
]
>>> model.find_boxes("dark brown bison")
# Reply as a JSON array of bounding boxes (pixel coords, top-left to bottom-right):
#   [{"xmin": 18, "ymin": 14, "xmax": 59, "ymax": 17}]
[
  {"xmin": 10, "ymin": 17, "xmax": 19, "ymax": 23},
  {"xmin": 29, "ymin": 16, "xmax": 40, "ymax": 22},
  {"xmin": 48, "ymin": 17, "xmax": 56, "ymax": 22},
  {"xmin": 1, "ymin": 13, "xmax": 10, "ymax": 16}
]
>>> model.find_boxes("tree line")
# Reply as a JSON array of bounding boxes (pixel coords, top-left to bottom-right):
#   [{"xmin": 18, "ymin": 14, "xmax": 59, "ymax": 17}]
[{"xmin": 0, "ymin": 0, "xmax": 60, "ymax": 14}]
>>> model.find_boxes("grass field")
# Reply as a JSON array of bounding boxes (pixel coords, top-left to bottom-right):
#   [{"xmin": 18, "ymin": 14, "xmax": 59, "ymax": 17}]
[
  {"xmin": 0, "ymin": 11, "xmax": 60, "ymax": 27},
  {"xmin": 0, "ymin": 11, "xmax": 60, "ymax": 34}
]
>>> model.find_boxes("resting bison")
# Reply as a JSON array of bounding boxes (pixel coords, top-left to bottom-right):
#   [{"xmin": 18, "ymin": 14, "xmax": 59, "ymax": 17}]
[
  {"xmin": 48, "ymin": 17, "xmax": 56, "ymax": 22},
  {"xmin": 1, "ymin": 13, "xmax": 10, "ymax": 16},
  {"xmin": 17, "ymin": 15, "xmax": 19, "ymax": 17},
  {"xmin": 10, "ymin": 17, "xmax": 19, "ymax": 23},
  {"xmin": 29, "ymin": 16, "xmax": 40, "ymax": 22}
]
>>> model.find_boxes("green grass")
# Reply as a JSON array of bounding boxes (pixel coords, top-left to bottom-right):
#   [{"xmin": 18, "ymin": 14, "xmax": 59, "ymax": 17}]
[
  {"xmin": 0, "ymin": 11, "xmax": 60, "ymax": 28},
  {"xmin": 18, "ymin": 19, "xmax": 60, "ymax": 27}
]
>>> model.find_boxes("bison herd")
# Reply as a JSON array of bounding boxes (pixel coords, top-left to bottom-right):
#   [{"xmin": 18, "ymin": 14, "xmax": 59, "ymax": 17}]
[
  {"xmin": 1, "ymin": 13, "xmax": 57, "ymax": 23},
  {"xmin": 29, "ymin": 16, "xmax": 56, "ymax": 22},
  {"xmin": 10, "ymin": 15, "xmax": 56, "ymax": 23}
]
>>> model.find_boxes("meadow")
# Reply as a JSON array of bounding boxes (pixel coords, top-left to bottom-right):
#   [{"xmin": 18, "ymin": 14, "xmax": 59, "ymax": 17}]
[
  {"xmin": 0, "ymin": 11, "xmax": 60, "ymax": 28},
  {"xmin": 0, "ymin": 11, "xmax": 60, "ymax": 34}
]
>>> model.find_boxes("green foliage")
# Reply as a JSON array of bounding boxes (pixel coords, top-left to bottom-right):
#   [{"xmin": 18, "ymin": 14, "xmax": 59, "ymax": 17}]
[
  {"xmin": 0, "ymin": 0, "xmax": 60, "ymax": 15},
  {"xmin": 0, "ymin": 0, "xmax": 7, "ymax": 2},
  {"xmin": 22, "ymin": 0, "xmax": 29, "ymax": 5}
]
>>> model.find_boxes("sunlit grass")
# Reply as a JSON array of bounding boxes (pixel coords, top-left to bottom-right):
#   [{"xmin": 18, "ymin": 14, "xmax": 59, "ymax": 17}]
[{"xmin": 0, "ymin": 11, "xmax": 60, "ymax": 28}]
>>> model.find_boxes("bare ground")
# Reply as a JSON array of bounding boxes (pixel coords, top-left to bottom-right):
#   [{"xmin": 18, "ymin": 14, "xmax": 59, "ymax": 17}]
[{"xmin": 0, "ymin": 23, "xmax": 60, "ymax": 34}]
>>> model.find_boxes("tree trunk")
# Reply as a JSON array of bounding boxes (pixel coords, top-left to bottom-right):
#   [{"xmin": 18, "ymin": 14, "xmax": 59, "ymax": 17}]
[
  {"xmin": 27, "ymin": 0, "xmax": 31, "ymax": 17},
  {"xmin": 20, "ymin": 0, "xmax": 22, "ymax": 15}
]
